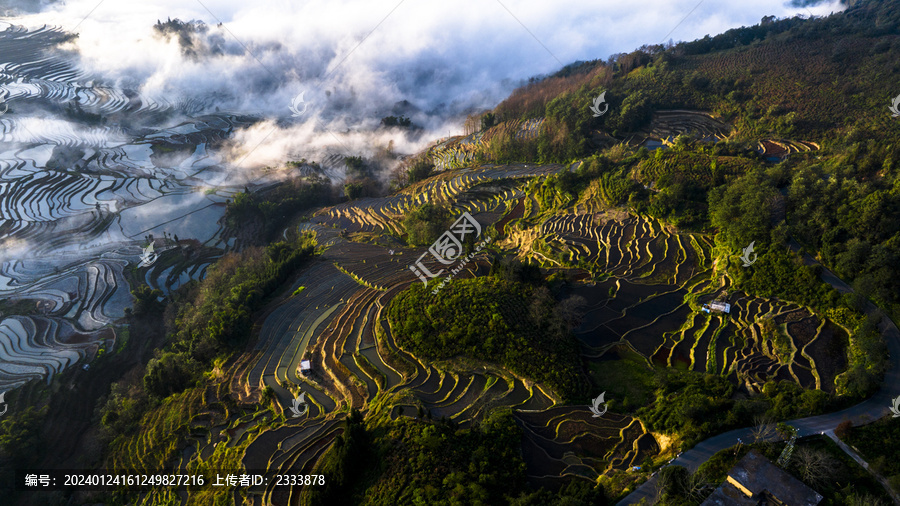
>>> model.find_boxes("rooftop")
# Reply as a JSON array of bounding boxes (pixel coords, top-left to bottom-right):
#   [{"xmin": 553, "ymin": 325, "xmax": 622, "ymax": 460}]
[{"xmin": 701, "ymin": 450, "xmax": 822, "ymax": 506}]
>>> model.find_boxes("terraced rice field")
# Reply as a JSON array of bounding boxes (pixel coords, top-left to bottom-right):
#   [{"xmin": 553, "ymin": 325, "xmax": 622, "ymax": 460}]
[
  {"xmin": 311, "ymin": 162, "xmax": 566, "ymax": 235},
  {"xmin": 634, "ymin": 110, "xmax": 730, "ymax": 146},
  {"xmin": 0, "ymin": 255, "xmax": 128, "ymax": 388},
  {"xmin": 232, "ymin": 211, "xmax": 561, "ymax": 502},
  {"xmin": 215, "ymin": 151, "xmax": 853, "ymax": 503},
  {"xmin": 426, "ymin": 118, "xmax": 545, "ymax": 171},
  {"xmin": 521, "ymin": 210, "xmax": 847, "ymax": 393},
  {"xmin": 515, "ymin": 407, "xmax": 659, "ymax": 484},
  {"xmin": 0, "ymin": 25, "xmax": 269, "ymax": 388},
  {"xmin": 757, "ymin": 138, "xmax": 820, "ymax": 160},
  {"xmin": 630, "ymin": 110, "xmax": 819, "ymax": 164},
  {"xmin": 0, "ymin": 25, "xmax": 848, "ymax": 503}
]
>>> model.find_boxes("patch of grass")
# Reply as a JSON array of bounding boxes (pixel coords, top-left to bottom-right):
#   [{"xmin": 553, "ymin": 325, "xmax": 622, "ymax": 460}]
[
  {"xmin": 844, "ymin": 416, "xmax": 900, "ymax": 486},
  {"xmin": 794, "ymin": 435, "xmax": 891, "ymax": 504},
  {"xmin": 586, "ymin": 346, "xmax": 656, "ymax": 412},
  {"xmin": 183, "ymin": 437, "xmax": 253, "ymax": 504},
  {"xmin": 762, "ymin": 318, "xmax": 794, "ymax": 364},
  {"xmin": 113, "ymin": 326, "xmax": 129, "ymax": 354},
  {"xmin": 106, "ymin": 386, "xmax": 205, "ymax": 472},
  {"xmin": 292, "ymin": 286, "xmax": 306, "ymax": 296}
]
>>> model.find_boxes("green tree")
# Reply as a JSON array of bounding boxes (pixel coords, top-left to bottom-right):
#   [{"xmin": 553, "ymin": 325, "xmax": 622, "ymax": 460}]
[
  {"xmin": 381, "ymin": 115, "xmax": 412, "ymax": 128},
  {"xmin": 143, "ymin": 352, "xmax": 199, "ymax": 398},
  {"xmin": 709, "ymin": 171, "xmax": 779, "ymax": 250},
  {"xmin": 406, "ymin": 158, "xmax": 434, "ymax": 184},
  {"xmin": 481, "ymin": 112, "xmax": 497, "ymax": 131},
  {"xmin": 402, "ymin": 203, "xmax": 453, "ymax": 246},
  {"xmin": 0, "ymin": 406, "xmax": 45, "ymax": 465}
]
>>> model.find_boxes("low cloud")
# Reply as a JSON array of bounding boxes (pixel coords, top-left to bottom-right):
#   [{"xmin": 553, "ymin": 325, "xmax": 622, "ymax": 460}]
[{"xmin": 4, "ymin": 0, "xmax": 846, "ymax": 169}]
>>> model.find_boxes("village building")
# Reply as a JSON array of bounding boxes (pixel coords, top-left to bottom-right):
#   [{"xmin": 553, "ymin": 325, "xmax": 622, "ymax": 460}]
[
  {"xmin": 701, "ymin": 450, "xmax": 823, "ymax": 506},
  {"xmin": 702, "ymin": 301, "xmax": 731, "ymax": 313}
]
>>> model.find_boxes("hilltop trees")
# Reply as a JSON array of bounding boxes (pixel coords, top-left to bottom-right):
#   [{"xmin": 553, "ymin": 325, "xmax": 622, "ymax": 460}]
[
  {"xmin": 152, "ymin": 18, "xmax": 209, "ymax": 58},
  {"xmin": 139, "ymin": 235, "xmax": 317, "ymax": 399},
  {"xmin": 402, "ymin": 203, "xmax": 453, "ymax": 246},
  {"xmin": 836, "ymin": 313, "xmax": 888, "ymax": 399},
  {"xmin": 708, "ymin": 171, "xmax": 780, "ymax": 251},
  {"xmin": 0, "ymin": 407, "xmax": 45, "ymax": 466},
  {"xmin": 380, "ymin": 115, "xmax": 412, "ymax": 128},
  {"xmin": 387, "ymin": 276, "xmax": 587, "ymax": 400},
  {"xmin": 224, "ymin": 173, "xmax": 333, "ymax": 242},
  {"xmin": 309, "ymin": 410, "xmax": 607, "ymax": 505}
]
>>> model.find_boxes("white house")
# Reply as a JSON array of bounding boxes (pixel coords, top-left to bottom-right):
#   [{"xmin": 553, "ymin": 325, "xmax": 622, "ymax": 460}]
[{"xmin": 702, "ymin": 301, "xmax": 731, "ymax": 314}]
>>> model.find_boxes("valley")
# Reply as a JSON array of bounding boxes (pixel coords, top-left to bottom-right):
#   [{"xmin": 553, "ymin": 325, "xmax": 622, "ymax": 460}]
[{"xmin": 2, "ymin": 1, "xmax": 900, "ymax": 505}]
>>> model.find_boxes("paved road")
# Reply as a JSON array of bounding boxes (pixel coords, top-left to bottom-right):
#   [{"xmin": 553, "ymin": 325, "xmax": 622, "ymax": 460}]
[{"xmin": 618, "ymin": 253, "xmax": 900, "ymax": 505}]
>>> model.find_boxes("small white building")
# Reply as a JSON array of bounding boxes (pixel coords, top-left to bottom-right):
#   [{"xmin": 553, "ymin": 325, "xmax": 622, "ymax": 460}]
[
  {"xmin": 702, "ymin": 301, "xmax": 731, "ymax": 314},
  {"xmin": 299, "ymin": 360, "xmax": 312, "ymax": 375},
  {"xmin": 710, "ymin": 301, "xmax": 731, "ymax": 313}
]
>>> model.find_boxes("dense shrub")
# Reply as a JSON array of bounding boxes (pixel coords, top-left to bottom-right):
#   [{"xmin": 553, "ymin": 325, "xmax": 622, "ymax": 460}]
[
  {"xmin": 143, "ymin": 351, "xmax": 199, "ymax": 398},
  {"xmin": 835, "ymin": 314, "xmax": 888, "ymax": 399},
  {"xmin": 733, "ymin": 248, "xmax": 841, "ymax": 310},
  {"xmin": 0, "ymin": 407, "xmax": 45, "ymax": 465},
  {"xmin": 387, "ymin": 277, "xmax": 587, "ymax": 400},
  {"xmin": 309, "ymin": 411, "xmax": 607, "ymax": 505},
  {"xmin": 143, "ymin": 235, "xmax": 317, "ymax": 397},
  {"xmin": 637, "ymin": 371, "xmax": 837, "ymax": 448},
  {"xmin": 402, "ymin": 203, "xmax": 453, "ymax": 246},
  {"xmin": 224, "ymin": 174, "xmax": 333, "ymax": 242},
  {"xmin": 306, "ymin": 410, "xmax": 370, "ymax": 505}
]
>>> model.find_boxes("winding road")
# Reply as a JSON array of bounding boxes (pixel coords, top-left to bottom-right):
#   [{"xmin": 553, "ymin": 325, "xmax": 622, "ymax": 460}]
[{"xmin": 618, "ymin": 255, "xmax": 900, "ymax": 505}]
